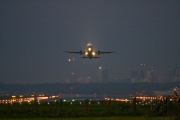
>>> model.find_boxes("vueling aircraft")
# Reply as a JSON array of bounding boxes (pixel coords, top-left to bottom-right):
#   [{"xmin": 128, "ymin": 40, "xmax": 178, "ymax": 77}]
[{"xmin": 65, "ymin": 42, "xmax": 115, "ymax": 59}]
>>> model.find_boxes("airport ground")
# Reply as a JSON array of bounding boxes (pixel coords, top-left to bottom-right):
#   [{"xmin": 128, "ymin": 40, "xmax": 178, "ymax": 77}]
[{"xmin": 0, "ymin": 100, "xmax": 179, "ymax": 120}]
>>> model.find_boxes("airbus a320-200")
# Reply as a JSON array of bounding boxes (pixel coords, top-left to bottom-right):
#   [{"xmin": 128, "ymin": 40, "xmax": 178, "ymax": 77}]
[{"xmin": 65, "ymin": 42, "xmax": 115, "ymax": 59}]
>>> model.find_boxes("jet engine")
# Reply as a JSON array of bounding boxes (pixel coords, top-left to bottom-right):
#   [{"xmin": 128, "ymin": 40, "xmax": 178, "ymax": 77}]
[{"xmin": 98, "ymin": 51, "xmax": 101, "ymax": 55}]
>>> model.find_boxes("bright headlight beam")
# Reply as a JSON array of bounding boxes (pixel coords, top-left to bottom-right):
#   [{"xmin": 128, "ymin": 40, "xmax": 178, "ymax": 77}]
[
  {"xmin": 88, "ymin": 48, "xmax": 92, "ymax": 51},
  {"xmin": 92, "ymin": 52, "xmax": 95, "ymax": 56}
]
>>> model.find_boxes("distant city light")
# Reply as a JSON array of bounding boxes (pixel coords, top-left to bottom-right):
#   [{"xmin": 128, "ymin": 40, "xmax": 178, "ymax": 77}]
[
  {"xmin": 99, "ymin": 66, "xmax": 102, "ymax": 70},
  {"xmin": 68, "ymin": 57, "xmax": 76, "ymax": 62}
]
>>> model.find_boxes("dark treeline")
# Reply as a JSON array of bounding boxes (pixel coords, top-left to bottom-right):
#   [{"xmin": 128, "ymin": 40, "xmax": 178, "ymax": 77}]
[{"xmin": 0, "ymin": 82, "xmax": 180, "ymax": 96}]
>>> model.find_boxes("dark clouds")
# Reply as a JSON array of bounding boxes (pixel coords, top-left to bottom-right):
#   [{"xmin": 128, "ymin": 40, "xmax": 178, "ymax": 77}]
[{"xmin": 0, "ymin": 0, "xmax": 180, "ymax": 83}]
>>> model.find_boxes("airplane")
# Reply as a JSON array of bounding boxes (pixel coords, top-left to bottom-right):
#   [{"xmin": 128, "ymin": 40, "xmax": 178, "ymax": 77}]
[{"xmin": 65, "ymin": 42, "xmax": 115, "ymax": 59}]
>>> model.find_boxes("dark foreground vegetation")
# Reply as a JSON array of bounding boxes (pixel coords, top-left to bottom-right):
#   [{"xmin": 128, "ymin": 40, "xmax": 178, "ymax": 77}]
[
  {"xmin": 0, "ymin": 98, "xmax": 180, "ymax": 120},
  {"xmin": 0, "ymin": 117, "xmax": 175, "ymax": 120}
]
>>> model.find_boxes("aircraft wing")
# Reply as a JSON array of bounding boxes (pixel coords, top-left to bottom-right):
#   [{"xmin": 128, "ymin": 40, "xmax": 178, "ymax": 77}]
[
  {"xmin": 65, "ymin": 51, "xmax": 80, "ymax": 54},
  {"xmin": 99, "ymin": 51, "xmax": 116, "ymax": 54},
  {"xmin": 64, "ymin": 51, "xmax": 85, "ymax": 55}
]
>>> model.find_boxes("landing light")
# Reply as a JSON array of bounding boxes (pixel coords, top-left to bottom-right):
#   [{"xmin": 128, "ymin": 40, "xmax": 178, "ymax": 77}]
[
  {"xmin": 85, "ymin": 52, "xmax": 88, "ymax": 55},
  {"xmin": 92, "ymin": 52, "xmax": 95, "ymax": 56},
  {"xmin": 88, "ymin": 48, "xmax": 92, "ymax": 51}
]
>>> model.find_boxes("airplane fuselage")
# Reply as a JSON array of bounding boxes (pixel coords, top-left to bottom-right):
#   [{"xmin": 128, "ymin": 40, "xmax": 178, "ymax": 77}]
[{"xmin": 82, "ymin": 42, "xmax": 97, "ymax": 59}]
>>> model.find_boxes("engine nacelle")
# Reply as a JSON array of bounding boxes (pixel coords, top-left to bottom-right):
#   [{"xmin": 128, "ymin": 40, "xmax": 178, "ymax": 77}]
[{"xmin": 98, "ymin": 51, "xmax": 101, "ymax": 55}]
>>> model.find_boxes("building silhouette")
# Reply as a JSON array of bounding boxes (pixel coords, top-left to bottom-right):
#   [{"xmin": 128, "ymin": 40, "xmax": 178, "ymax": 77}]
[{"xmin": 97, "ymin": 66, "xmax": 108, "ymax": 83}]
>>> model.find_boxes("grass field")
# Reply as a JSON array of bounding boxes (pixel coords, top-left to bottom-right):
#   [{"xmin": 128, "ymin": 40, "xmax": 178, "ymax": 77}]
[{"xmin": 0, "ymin": 117, "xmax": 175, "ymax": 120}]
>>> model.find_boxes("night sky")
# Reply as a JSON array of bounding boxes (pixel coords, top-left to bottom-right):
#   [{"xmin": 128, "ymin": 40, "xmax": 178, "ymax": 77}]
[{"xmin": 0, "ymin": 0, "xmax": 180, "ymax": 84}]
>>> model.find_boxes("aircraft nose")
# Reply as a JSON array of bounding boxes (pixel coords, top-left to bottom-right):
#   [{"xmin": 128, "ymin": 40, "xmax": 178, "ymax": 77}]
[{"xmin": 87, "ymin": 42, "xmax": 93, "ymax": 47}]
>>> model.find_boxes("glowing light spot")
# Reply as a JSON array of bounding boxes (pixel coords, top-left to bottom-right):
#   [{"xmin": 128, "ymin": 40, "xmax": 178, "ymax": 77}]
[
  {"xmin": 92, "ymin": 52, "xmax": 96, "ymax": 56},
  {"xmin": 88, "ymin": 48, "xmax": 92, "ymax": 51},
  {"xmin": 99, "ymin": 66, "xmax": 102, "ymax": 70}
]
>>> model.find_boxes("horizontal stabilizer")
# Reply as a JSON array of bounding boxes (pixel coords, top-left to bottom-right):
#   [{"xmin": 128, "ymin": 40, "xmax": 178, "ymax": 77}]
[{"xmin": 81, "ymin": 57, "xmax": 100, "ymax": 59}]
